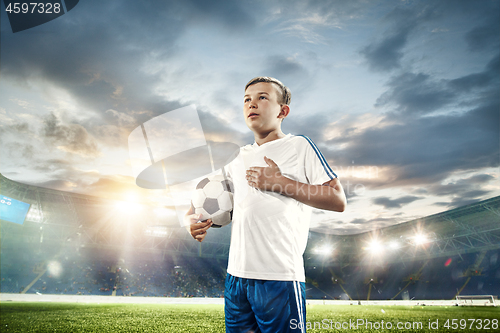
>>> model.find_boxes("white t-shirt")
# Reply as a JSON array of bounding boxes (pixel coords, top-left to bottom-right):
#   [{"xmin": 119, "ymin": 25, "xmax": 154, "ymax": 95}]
[{"xmin": 225, "ymin": 134, "xmax": 337, "ymax": 282}]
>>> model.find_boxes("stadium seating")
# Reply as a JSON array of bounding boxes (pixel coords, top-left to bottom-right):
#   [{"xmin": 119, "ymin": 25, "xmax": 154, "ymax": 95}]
[{"xmin": 1, "ymin": 247, "xmax": 498, "ymax": 300}]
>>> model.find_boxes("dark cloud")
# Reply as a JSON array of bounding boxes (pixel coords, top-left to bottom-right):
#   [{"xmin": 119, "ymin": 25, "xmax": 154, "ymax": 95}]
[
  {"xmin": 373, "ymin": 195, "xmax": 422, "ymax": 209},
  {"xmin": 435, "ymin": 190, "xmax": 492, "ymax": 209},
  {"xmin": 2, "ymin": 141, "xmax": 35, "ymax": 160},
  {"xmin": 0, "ymin": 122, "xmax": 31, "ymax": 146},
  {"xmin": 465, "ymin": 23, "xmax": 500, "ymax": 52},
  {"xmin": 361, "ymin": 28, "xmax": 411, "ymax": 72},
  {"xmin": 350, "ymin": 218, "xmax": 367, "ymax": 225},
  {"xmin": 375, "ymin": 72, "xmax": 455, "ymax": 114},
  {"xmin": 360, "ymin": 0, "xmax": 499, "ymax": 72},
  {"xmin": 448, "ymin": 72, "xmax": 492, "ymax": 93},
  {"xmin": 466, "ymin": 174, "xmax": 496, "ymax": 184},
  {"xmin": 267, "ymin": 56, "xmax": 306, "ymax": 77},
  {"xmin": 282, "ymin": 112, "xmax": 331, "ymax": 138},
  {"xmin": 0, "ymin": 117, "xmax": 37, "ymax": 163},
  {"xmin": 183, "ymin": 0, "xmax": 254, "ymax": 30},
  {"xmin": 411, "ymin": 188, "xmax": 428, "ymax": 195},
  {"xmin": 324, "ymin": 52, "xmax": 499, "ymax": 189},
  {"xmin": 360, "ymin": 5, "xmax": 440, "ymax": 72},
  {"xmin": 375, "ymin": 53, "xmax": 498, "ymax": 113},
  {"xmin": 263, "ymin": 55, "xmax": 310, "ymax": 90},
  {"xmin": 449, "ymin": 53, "xmax": 500, "ymax": 92},
  {"xmin": 426, "ymin": 174, "xmax": 496, "ymax": 208},
  {"xmin": 462, "ymin": 190, "xmax": 491, "ymax": 198},
  {"xmin": 0, "ymin": 0, "xmax": 255, "ymax": 127},
  {"xmin": 42, "ymin": 113, "xmax": 101, "ymax": 158},
  {"xmin": 428, "ymin": 174, "xmax": 495, "ymax": 197},
  {"xmin": 329, "ymin": 101, "xmax": 499, "ymax": 187},
  {"xmin": 5, "ymin": 122, "xmax": 30, "ymax": 133},
  {"xmin": 90, "ymin": 124, "xmax": 129, "ymax": 148}
]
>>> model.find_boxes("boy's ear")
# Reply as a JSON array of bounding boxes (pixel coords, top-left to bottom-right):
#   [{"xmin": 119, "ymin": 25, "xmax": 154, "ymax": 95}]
[{"xmin": 278, "ymin": 105, "xmax": 290, "ymax": 119}]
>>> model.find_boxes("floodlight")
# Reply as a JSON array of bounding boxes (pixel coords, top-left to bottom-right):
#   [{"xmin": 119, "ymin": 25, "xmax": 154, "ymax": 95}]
[
  {"xmin": 389, "ymin": 241, "xmax": 400, "ymax": 249},
  {"xmin": 144, "ymin": 226, "xmax": 169, "ymax": 238},
  {"xmin": 47, "ymin": 261, "xmax": 62, "ymax": 278},
  {"xmin": 366, "ymin": 239, "xmax": 384, "ymax": 253},
  {"xmin": 26, "ymin": 207, "xmax": 42, "ymax": 223},
  {"xmin": 414, "ymin": 234, "xmax": 427, "ymax": 245},
  {"xmin": 314, "ymin": 244, "xmax": 333, "ymax": 255}
]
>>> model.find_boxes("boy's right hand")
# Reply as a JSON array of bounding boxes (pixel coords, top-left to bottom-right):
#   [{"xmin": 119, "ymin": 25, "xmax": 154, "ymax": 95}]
[{"xmin": 188, "ymin": 213, "xmax": 213, "ymax": 242}]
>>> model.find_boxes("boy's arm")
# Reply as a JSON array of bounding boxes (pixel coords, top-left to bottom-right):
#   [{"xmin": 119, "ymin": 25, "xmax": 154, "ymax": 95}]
[{"xmin": 246, "ymin": 156, "xmax": 346, "ymax": 212}]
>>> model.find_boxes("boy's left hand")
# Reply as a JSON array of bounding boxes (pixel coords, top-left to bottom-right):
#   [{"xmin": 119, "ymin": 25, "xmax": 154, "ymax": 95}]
[{"xmin": 246, "ymin": 156, "xmax": 284, "ymax": 192}]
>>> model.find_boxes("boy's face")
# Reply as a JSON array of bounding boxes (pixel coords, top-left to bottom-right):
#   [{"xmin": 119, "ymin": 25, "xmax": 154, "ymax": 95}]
[{"xmin": 243, "ymin": 82, "xmax": 287, "ymax": 134}]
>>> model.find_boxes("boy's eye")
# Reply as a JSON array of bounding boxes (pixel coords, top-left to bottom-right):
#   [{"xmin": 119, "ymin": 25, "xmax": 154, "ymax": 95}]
[
  {"xmin": 259, "ymin": 96, "xmax": 266, "ymax": 100},
  {"xmin": 244, "ymin": 98, "xmax": 250, "ymax": 102}
]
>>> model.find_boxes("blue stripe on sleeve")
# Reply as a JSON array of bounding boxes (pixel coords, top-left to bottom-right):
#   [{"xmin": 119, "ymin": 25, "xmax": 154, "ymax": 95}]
[{"xmin": 298, "ymin": 135, "xmax": 337, "ymax": 179}]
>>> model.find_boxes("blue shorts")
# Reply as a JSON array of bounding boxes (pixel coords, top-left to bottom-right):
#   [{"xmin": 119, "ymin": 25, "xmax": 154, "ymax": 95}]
[{"xmin": 224, "ymin": 273, "xmax": 306, "ymax": 333}]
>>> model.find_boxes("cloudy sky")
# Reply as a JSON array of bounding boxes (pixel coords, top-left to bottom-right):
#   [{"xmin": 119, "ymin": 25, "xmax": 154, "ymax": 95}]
[{"xmin": 1, "ymin": 0, "xmax": 498, "ymax": 234}]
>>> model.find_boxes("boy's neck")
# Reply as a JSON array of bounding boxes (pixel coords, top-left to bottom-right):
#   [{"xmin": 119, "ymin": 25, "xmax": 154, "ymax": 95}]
[{"xmin": 254, "ymin": 129, "xmax": 286, "ymax": 146}]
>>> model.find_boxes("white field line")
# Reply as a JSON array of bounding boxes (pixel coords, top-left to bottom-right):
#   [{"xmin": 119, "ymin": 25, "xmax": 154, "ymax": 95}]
[{"xmin": 0, "ymin": 293, "xmax": 459, "ymax": 306}]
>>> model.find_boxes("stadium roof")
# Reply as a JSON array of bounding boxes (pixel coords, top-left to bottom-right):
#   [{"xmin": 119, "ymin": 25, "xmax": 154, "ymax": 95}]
[
  {"xmin": 305, "ymin": 195, "xmax": 500, "ymax": 266},
  {"xmin": 0, "ymin": 173, "xmax": 229, "ymax": 259}
]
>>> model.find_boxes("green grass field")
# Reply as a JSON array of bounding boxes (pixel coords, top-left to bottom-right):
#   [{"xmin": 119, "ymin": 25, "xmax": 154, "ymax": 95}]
[{"xmin": 1, "ymin": 302, "xmax": 498, "ymax": 332}]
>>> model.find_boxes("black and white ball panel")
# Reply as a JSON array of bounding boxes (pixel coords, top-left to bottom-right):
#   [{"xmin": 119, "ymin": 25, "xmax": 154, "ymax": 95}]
[{"xmin": 191, "ymin": 174, "xmax": 234, "ymax": 228}]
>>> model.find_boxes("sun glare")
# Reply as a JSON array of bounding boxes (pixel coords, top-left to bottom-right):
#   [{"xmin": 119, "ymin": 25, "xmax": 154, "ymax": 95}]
[{"xmin": 114, "ymin": 201, "xmax": 143, "ymax": 214}]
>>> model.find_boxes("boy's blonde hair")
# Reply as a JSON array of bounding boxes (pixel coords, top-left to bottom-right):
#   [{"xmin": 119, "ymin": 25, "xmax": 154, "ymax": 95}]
[{"xmin": 245, "ymin": 77, "xmax": 291, "ymax": 106}]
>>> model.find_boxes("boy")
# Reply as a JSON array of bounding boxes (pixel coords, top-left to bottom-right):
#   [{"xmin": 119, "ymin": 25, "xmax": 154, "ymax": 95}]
[{"xmin": 186, "ymin": 77, "xmax": 346, "ymax": 332}]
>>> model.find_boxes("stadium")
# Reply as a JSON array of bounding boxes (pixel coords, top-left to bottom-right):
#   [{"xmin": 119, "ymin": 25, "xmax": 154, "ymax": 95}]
[{"xmin": 1, "ymin": 172, "xmax": 499, "ymax": 332}]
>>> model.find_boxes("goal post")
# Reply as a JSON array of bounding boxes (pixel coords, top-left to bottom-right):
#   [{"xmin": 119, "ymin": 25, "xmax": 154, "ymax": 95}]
[{"xmin": 456, "ymin": 295, "xmax": 497, "ymax": 306}]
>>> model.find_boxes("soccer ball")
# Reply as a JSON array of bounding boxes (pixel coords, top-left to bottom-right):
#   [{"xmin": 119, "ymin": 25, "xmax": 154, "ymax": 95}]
[{"xmin": 191, "ymin": 174, "xmax": 233, "ymax": 228}]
